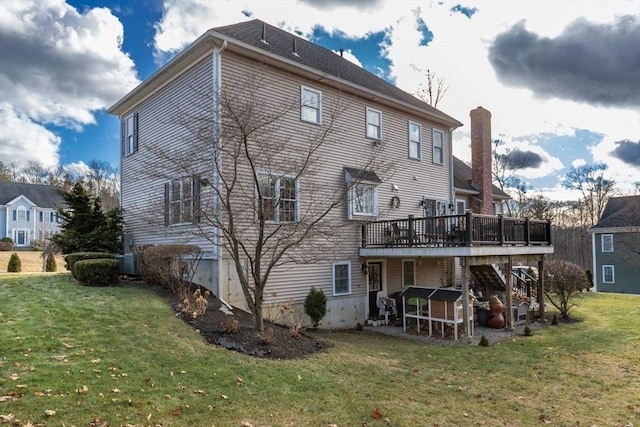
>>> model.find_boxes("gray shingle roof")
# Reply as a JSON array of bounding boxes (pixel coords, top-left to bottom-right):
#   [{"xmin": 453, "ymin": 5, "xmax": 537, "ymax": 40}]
[
  {"xmin": 452, "ymin": 157, "xmax": 509, "ymax": 199},
  {"xmin": 0, "ymin": 182, "xmax": 66, "ymax": 208},
  {"xmin": 213, "ymin": 20, "xmax": 461, "ymax": 127},
  {"xmin": 592, "ymin": 195, "xmax": 640, "ymax": 228}
]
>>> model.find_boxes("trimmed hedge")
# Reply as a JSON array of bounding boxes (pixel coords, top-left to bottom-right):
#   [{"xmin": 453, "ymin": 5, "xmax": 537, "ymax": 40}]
[
  {"xmin": 0, "ymin": 237, "xmax": 13, "ymax": 252},
  {"xmin": 74, "ymin": 258, "xmax": 119, "ymax": 286},
  {"xmin": 45, "ymin": 253, "xmax": 57, "ymax": 272},
  {"xmin": 65, "ymin": 252, "xmax": 116, "ymax": 278},
  {"xmin": 7, "ymin": 252, "xmax": 21, "ymax": 273}
]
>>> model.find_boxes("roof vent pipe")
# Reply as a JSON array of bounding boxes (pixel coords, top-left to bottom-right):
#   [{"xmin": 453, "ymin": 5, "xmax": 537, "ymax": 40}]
[
  {"xmin": 292, "ymin": 37, "xmax": 299, "ymax": 57},
  {"xmin": 339, "ymin": 48, "xmax": 344, "ymax": 57},
  {"xmin": 261, "ymin": 22, "xmax": 269, "ymax": 45}
]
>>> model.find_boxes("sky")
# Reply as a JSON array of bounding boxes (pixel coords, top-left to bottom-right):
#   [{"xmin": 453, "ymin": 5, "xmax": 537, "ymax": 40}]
[{"xmin": 1, "ymin": 0, "xmax": 639, "ymax": 201}]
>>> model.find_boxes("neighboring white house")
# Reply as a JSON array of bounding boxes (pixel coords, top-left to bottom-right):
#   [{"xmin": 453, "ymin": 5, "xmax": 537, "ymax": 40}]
[
  {"xmin": 108, "ymin": 20, "xmax": 553, "ymax": 333},
  {"xmin": 0, "ymin": 182, "xmax": 65, "ymax": 248}
]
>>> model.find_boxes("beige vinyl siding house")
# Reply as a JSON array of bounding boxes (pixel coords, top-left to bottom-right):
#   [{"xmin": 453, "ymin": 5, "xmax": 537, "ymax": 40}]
[{"xmin": 109, "ymin": 20, "xmax": 552, "ymax": 334}]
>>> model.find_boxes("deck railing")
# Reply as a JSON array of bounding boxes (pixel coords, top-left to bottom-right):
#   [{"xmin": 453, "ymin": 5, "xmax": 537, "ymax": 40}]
[{"xmin": 361, "ymin": 212, "xmax": 552, "ymax": 248}]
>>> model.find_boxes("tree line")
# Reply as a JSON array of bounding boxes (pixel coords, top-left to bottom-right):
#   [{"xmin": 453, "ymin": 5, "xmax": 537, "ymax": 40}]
[
  {"xmin": 0, "ymin": 160, "xmax": 120, "ymax": 211},
  {"xmin": 492, "ymin": 141, "xmax": 640, "ymax": 270}
]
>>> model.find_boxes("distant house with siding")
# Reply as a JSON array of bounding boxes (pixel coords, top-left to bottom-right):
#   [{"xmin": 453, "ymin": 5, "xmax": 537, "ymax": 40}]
[
  {"xmin": 588, "ymin": 195, "xmax": 640, "ymax": 294},
  {"xmin": 0, "ymin": 182, "xmax": 65, "ymax": 248}
]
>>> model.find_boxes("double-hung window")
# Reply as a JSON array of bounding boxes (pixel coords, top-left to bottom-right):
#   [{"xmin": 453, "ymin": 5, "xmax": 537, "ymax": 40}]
[
  {"xmin": 352, "ymin": 183, "xmax": 377, "ymax": 217},
  {"xmin": 402, "ymin": 259, "xmax": 415, "ymax": 287},
  {"xmin": 122, "ymin": 112, "xmax": 139, "ymax": 156},
  {"xmin": 257, "ymin": 173, "xmax": 298, "ymax": 223},
  {"xmin": 15, "ymin": 208, "xmax": 28, "ymax": 222},
  {"xmin": 601, "ymin": 234, "xmax": 613, "ymax": 252},
  {"xmin": 602, "ymin": 265, "xmax": 614, "ymax": 283},
  {"xmin": 345, "ymin": 167, "xmax": 380, "ymax": 219},
  {"xmin": 408, "ymin": 122, "xmax": 422, "ymax": 159},
  {"xmin": 432, "ymin": 129, "xmax": 444, "ymax": 164},
  {"xmin": 333, "ymin": 261, "xmax": 351, "ymax": 296},
  {"xmin": 366, "ymin": 107, "xmax": 382, "ymax": 140},
  {"xmin": 165, "ymin": 176, "xmax": 200, "ymax": 226},
  {"xmin": 301, "ymin": 86, "xmax": 321, "ymax": 124}
]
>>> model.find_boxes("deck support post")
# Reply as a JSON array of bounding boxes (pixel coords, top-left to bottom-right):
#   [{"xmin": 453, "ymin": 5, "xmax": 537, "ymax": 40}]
[
  {"xmin": 537, "ymin": 256, "xmax": 545, "ymax": 319},
  {"xmin": 461, "ymin": 258, "xmax": 471, "ymax": 343},
  {"xmin": 505, "ymin": 257, "xmax": 514, "ymax": 330}
]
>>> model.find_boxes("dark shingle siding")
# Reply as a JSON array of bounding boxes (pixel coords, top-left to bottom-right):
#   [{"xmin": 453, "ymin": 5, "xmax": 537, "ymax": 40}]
[
  {"xmin": 0, "ymin": 182, "xmax": 66, "ymax": 208},
  {"xmin": 213, "ymin": 20, "xmax": 460, "ymax": 126}
]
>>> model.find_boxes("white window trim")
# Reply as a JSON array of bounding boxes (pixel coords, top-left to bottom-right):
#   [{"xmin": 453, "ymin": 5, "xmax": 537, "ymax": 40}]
[
  {"xmin": 601, "ymin": 234, "xmax": 613, "ymax": 253},
  {"xmin": 123, "ymin": 113, "xmax": 137, "ymax": 156},
  {"xmin": 348, "ymin": 182, "xmax": 378, "ymax": 220},
  {"xmin": 602, "ymin": 265, "xmax": 615, "ymax": 283},
  {"xmin": 14, "ymin": 229, "xmax": 29, "ymax": 246},
  {"xmin": 332, "ymin": 261, "xmax": 352, "ymax": 296},
  {"xmin": 365, "ymin": 107, "xmax": 382, "ymax": 140},
  {"xmin": 408, "ymin": 121, "xmax": 422, "ymax": 160},
  {"xmin": 168, "ymin": 177, "xmax": 194, "ymax": 226},
  {"xmin": 300, "ymin": 85, "xmax": 322, "ymax": 124},
  {"xmin": 455, "ymin": 199, "xmax": 466, "ymax": 215},
  {"xmin": 432, "ymin": 128, "xmax": 444, "ymax": 165},
  {"xmin": 256, "ymin": 172, "xmax": 300, "ymax": 224},
  {"xmin": 16, "ymin": 207, "xmax": 27, "ymax": 222},
  {"xmin": 402, "ymin": 259, "xmax": 416, "ymax": 288}
]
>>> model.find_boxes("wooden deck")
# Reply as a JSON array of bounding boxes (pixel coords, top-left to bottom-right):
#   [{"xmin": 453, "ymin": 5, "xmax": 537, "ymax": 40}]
[{"xmin": 361, "ymin": 212, "xmax": 552, "ymax": 249}]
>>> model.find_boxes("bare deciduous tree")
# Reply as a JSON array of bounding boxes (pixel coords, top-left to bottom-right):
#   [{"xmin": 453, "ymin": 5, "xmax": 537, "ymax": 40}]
[
  {"xmin": 138, "ymin": 65, "xmax": 394, "ymax": 331},
  {"xmin": 543, "ymin": 259, "xmax": 590, "ymax": 319},
  {"xmin": 563, "ymin": 163, "xmax": 616, "ymax": 227},
  {"xmin": 416, "ymin": 69, "xmax": 448, "ymax": 108}
]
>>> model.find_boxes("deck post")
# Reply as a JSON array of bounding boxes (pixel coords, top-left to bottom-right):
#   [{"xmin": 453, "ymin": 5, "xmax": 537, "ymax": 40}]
[
  {"xmin": 361, "ymin": 224, "xmax": 367, "ymax": 248},
  {"xmin": 505, "ymin": 257, "xmax": 514, "ymax": 330},
  {"xmin": 537, "ymin": 256, "xmax": 545, "ymax": 319},
  {"xmin": 408, "ymin": 215, "xmax": 415, "ymax": 247},
  {"xmin": 525, "ymin": 218, "xmax": 531, "ymax": 245},
  {"xmin": 498, "ymin": 214, "xmax": 504, "ymax": 244},
  {"xmin": 461, "ymin": 258, "xmax": 471, "ymax": 343},
  {"xmin": 465, "ymin": 210, "xmax": 473, "ymax": 245}
]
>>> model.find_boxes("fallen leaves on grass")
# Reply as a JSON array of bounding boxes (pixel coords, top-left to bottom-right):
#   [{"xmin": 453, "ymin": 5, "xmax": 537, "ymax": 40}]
[
  {"xmin": 372, "ymin": 407, "xmax": 382, "ymax": 419},
  {"xmin": 236, "ymin": 377, "xmax": 244, "ymax": 386},
  {"xmin": 76, "ymin": 385, "xmax": 89, "ymax": 395},
  {"xmin": 44, "ymin": 409, "xmax": 56, "ymax": 416},
  {"xmin": 0, "ymin": 414, "xmax": 15, "ymax": 423}
]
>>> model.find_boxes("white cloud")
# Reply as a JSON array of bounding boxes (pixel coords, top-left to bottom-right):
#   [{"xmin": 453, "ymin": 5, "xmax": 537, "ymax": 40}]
[
  {"xmin": 0, "ymin": 103, "xmax": 61, "ymax": 169},
  {"xmin": 0, "ymin": 0, "xmax": 139, "ymax": 168},
  {"xmin": 63, "ymin": 161, "xmax": 91, "ymax": 178}
]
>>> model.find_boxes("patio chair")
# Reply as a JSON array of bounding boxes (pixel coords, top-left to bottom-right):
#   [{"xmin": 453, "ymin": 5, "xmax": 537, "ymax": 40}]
[{"xmin": 377, "ymin": 290, "xmax": 397, "ymax": 324}]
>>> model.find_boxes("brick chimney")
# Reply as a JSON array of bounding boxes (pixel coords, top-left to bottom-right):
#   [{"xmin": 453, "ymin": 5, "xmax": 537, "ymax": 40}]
[{"xmin": 470, "ymin": 106, "xmax": 493, "ymax": 215}]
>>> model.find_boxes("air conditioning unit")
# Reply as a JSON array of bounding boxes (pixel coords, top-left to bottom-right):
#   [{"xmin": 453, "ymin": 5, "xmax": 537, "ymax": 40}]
[{"xmin": 117, "ymin": 253, "xmax": 136, "ymax": 275}]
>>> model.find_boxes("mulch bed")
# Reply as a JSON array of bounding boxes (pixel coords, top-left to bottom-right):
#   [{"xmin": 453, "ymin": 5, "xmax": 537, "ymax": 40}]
[{"xmin": 120, "ymin": 278, "xmax": 330, "ymax": 359}]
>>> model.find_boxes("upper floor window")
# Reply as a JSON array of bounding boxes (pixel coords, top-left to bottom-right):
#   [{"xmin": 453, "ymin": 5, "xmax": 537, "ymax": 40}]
[
  {"xmin": 350, "ymin": 183, "xmax": 377, "ymax": 218},
  {"xmin": 408, "ymin": 122, "xmax": 422, "ymax": 160},
  {"xmin": 13, "ymin": 208, "xmax": 29, "ymax": 222},
  {"xmin": 422, "ymin": 198, "xmax": 448, "ymax": 216},
  {"xmin": 164, "ymin": 176, "xmax": 200, "ymax": 226},
  {"xmin": 333, "ymin": 261, "xmax": 351, "ymax": 296},
  {"xmin": 366, "ymin": 107, "xmax": 382, "ymax": 140},
  {"xmin": 432, "ymin": 129, "xmax": 444, "ymax": 164},
  {"xmin": 345, "ymin": 167, "xmax": 381, "ymax": 220},
  {"xmin": 122, "ymin": 112, "xmax": 139, "ymax": 156},
  {"xmin": 601, "ymin": 234, "xmax": 613, "ymax": 252},
  {"xmin": 257, "ymin": 173, "xmax": 298, "ymax": 223},
  {"xmin": 602, "ymin": 265, "xmax": 614, "ymax": 283},
  {"xmin": 39, "ymin": 211, "xmax": 55, "ymax": 222},
  {"xmin": 402, "ymin": 259, "xmax": 415, "ymax": 287},
  {"xmin": 300, "ymin": 86, "xmax": 321, "ymax": 124}
]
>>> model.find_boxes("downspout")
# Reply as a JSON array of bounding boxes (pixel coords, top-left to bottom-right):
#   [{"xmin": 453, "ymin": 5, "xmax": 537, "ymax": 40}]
[
  {"xmin": 213, "ymin": 39, "xmax": 230, "ymax": 310},
  {"xmin": 591, "ymin": 232, "xmax": 598, "ymax": 293}
]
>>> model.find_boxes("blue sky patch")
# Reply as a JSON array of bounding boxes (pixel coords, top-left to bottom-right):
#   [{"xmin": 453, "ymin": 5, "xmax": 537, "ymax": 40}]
[
  {"xmin": 309, "ymin": 26, "xmax": 394, "ymax": 83},
  {"xmin": 450, "ymin": 4, "xmax": 478, "ymax": 18},
  {"xmin": 415, "ymin": 17, "xmax": 434, "ymax": 46}
]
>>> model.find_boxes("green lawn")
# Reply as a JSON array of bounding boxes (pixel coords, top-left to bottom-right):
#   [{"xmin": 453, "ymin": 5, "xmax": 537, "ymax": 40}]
[{"xmin": 1, "ymin": 274, "xmax": 639, "ymax": 426}]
